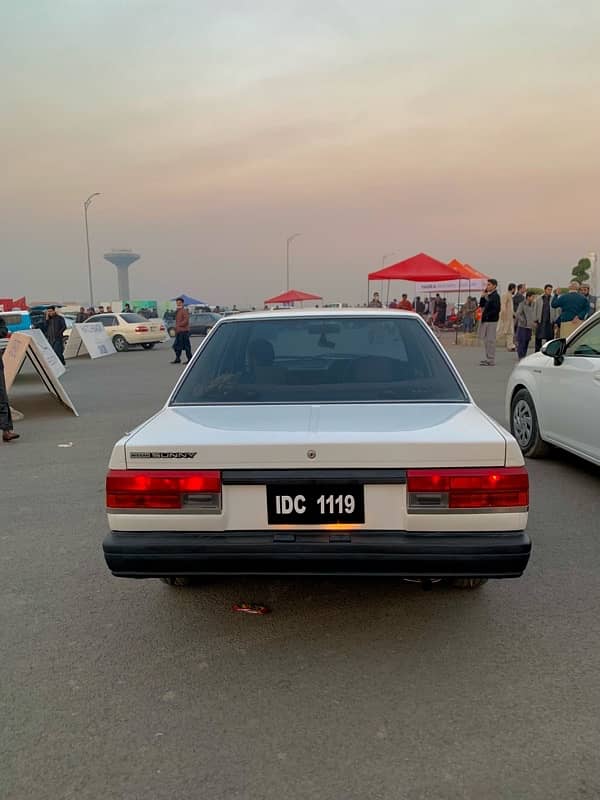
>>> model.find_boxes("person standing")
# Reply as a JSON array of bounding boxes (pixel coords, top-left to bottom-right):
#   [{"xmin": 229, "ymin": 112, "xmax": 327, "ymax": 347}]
[
  {"xmin": 551, "ymin": 281, "xmax": 590, "ymax": 338},
  {"xmin": 75, "ymin": 306, "xmax": 87, "ymax": 323},
  {"xmin": 43, "ymin": 306, "xmax": 67, "ymax": 365},
  {"xmin": 462, "ymin": 296, "xmax": 477, "ymax": 332},
  {"xmin": 479, "ymin": 278, "xmax": 501, "ymax": 366},
  {"xmin": 515, "ymin": 291, "xmax": 536, "ymax": 359},
  {"xmin": 0, "ymin": 317, "xmax": 19, "ymax": 442},
  {"xmin": 171, "ymin": 297, "xmax": 192, "ymax": 364},
  {"xmin": 415, "ymin": 296, "xmax": 425, "ymax": 316},
  {"xmin": 497, "ymin": 283, "xmax": 516, "ymax": 350},
  {"xmin": 368, "ymin": 292, "xmax": 383, "ymax": 308},
  {"xmin": 398, "ymin": 294, "xmax": 413, "ymax": 310},
  {"xmin": 512, "ymin": 283, "xmax": 526, "ymax": 349},
  {"xmin": 580, "ymin": 286, "xmax": 595, "ymax": 318},
  {"xmin": 533, "ymin": 284, "xmax": 557, "ymax": 351}
]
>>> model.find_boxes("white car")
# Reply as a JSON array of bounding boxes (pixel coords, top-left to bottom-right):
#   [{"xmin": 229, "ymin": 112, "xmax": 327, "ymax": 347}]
[
  {"xmin": 507, "ymin": 310, "xmax": 600, "ymax": 465},
  {"xmin": 103, "ymin": 310, "xmax": 530, "ymax": 589},
  {"xmin": 84, "ymin": 312, "xmax": 167, "ymax": 351}
]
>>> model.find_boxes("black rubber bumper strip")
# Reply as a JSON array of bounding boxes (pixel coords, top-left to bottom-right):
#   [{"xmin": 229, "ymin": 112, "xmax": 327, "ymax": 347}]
[{"xmin": 103, "ymin": 531, "xmax": 531, "ymax": 578}]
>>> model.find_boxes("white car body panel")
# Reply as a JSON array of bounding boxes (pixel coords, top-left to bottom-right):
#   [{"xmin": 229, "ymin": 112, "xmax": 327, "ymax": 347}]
[
  {"xmin": 506, "ymin": 311, "xmax": 600, "ymax": 465},
  {"xmin": 109, "ymin": 392, "xmax": 525, "ymax": 535},
  {"xmin": 117, "ymin": 403, "xmax": 508, "ymax": 470}
]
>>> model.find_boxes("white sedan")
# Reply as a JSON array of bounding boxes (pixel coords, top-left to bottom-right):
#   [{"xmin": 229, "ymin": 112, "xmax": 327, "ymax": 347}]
[
  {"xmin": 84, "ymin": 312, "xmax": 167, "ymax": 351},
  {"xmin": 507, "ymin": 310, "xmax": 600, "ymax": 465},
  {"xmin": 103, "ymin": 310, "xmax": 530, "ymax": 589}
]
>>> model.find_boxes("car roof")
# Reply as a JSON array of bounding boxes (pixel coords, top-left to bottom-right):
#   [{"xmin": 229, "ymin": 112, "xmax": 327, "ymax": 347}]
[{"xmin": 215, "ymin": 308, "xmax": 419, "ymax": 322}]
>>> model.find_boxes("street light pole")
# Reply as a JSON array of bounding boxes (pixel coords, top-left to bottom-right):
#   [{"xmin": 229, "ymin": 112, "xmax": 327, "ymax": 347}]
[
  {"xmin": 84, "ymin": 193, "xmax": 100, "ymax": 308},
  {"xmin": 380, "ymin": 251, "xmax": 399, "ymax": 303},
  {"xmin": 286, "ymin": 233, "xmax": 301, "ymax": 292}
]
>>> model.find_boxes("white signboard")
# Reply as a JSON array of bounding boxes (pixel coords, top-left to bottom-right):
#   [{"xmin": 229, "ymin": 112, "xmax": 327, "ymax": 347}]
[
  {"xmin": 415, "ymin": 278, "xmax": 487, "ymax": 294},
  {"xmin": 20, "ymin": 328, "xmax": 66, "ymax": 378},
  {"xmin": 2, "ymin": 332, "xmax": 78, "ymax": 416},
  {"xmin": 64, "ymin": 323, "xmax": 116, "ymax": 359}
]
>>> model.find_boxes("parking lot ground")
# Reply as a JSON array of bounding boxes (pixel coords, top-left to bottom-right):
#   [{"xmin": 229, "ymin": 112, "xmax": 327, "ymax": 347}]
[{"xmin": 2, "ymin": 342, "xmax": 600, "ymax": 800}]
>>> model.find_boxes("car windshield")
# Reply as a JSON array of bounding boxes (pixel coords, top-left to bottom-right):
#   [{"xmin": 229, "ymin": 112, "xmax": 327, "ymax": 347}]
[
  {"xmin": 120, "ymin": 313, "xmax": 147, "ymax": 323},
  {"xmin": 171, "ymin": 315, "xmax": 468, "ymax": 405}
]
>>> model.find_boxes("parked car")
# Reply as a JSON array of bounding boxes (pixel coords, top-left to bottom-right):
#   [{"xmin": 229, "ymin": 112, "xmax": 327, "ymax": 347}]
[
  {"xmin": 166, "ymin": 312, "xmax": 221, "ymax": 338},
  {"xmin": 62, "ymin": 316, "xmax": 75, "ymax": 345},
  {"xmin": 103, "ymin": 309, "xmax": 530, "ymax": 590},
  {"xmin": 1, "ymin": 310, "xmax": 34, "ymax": 336},
  {"xmin": 84, "ymin": 313, "xmax": 167, "ymax": 351},
  {"xmin": 507, "ymin": 310, "xmax": 600, "ymax": 465}
]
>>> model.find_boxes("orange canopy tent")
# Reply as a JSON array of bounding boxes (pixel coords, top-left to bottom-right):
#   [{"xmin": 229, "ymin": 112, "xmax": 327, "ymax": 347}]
[
  {"xmin": 264, "ymin": 289, "xmax": 322, "ymax": 305},
  {"xmin": 449, "ymin": 260, "xmax": 488, "ymax": 280}
]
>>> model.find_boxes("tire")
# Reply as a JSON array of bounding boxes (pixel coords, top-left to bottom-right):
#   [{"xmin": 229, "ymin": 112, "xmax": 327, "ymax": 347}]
[
  {"xmin": 510, "ymin": 388, "xmax": 550, "ymax": 458},
  {"xmin": 112, "ymin": 334, "xmax": 128, "ymax": 352},
  {"xmin": 141, "ymin": 343, "xmax": 155, "ymax": 350},
  {"xmin": 168, "ymin": 327, "xmax": 176, "ymax": 338},
  {"xmin": 160, "ymin": 577, "xmax": 192, "ymax": 587},
  {"xmin": 448, "ymin": 578, "xmax": 488, "ymax": 590}
]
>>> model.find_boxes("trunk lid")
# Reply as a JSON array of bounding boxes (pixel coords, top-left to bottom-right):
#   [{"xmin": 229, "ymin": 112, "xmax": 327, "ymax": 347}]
[{"xmin": 125, "ymin": 403, "xmax": 507, "ymax": 469}]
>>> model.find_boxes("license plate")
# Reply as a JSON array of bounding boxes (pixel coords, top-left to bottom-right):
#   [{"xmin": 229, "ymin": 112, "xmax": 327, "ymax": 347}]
[{"xmin": 266, "ymin": 484, "xmax": 365, "ymax": 525}]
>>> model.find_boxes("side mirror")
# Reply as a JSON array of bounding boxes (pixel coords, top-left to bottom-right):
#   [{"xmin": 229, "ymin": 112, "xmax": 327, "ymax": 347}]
[{"xmin": 541, "ymin": 338, "xmax": 566, "ymax": 365}]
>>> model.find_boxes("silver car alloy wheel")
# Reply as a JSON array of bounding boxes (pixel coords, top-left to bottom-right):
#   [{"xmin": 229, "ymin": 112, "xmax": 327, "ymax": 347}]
[{"xmin": 512, "ymin": 399, "xmax": 533, "ymax": 448}]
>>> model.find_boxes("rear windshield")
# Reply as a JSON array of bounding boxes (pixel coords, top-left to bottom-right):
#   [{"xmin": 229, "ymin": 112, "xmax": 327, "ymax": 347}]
[
  {"xmin": 120, "ymin": 313, "xmax": 147, "ymax": 323},
  {"xmin": 171, "ymin": 316, "xmax": 467, "ymax": 405},
  {"xmin": 3, "ymin": 314, "xmax": 26, "ymax": 326}
]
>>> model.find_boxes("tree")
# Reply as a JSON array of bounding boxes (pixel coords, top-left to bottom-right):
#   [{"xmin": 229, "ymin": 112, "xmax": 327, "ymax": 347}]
[{"xmin": 571, "ymin": 257, "xmax": 591, "ymax": 284}]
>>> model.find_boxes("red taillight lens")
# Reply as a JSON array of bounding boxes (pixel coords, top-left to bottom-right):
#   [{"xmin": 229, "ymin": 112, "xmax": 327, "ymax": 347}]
[
  {"xmin": 407, "ymin": 467, "xmax": 528, "ymax": 510},
  {"xmin": 159, "ymin": 325, "xmax": 165, "ymax": 331},
  {"xmin": 106, "ymin": 470, "xmax": 221, "ymax": 509},
  {"xmin": 134, "ymin": 325, "xmax": 149, "ymax": 332}
]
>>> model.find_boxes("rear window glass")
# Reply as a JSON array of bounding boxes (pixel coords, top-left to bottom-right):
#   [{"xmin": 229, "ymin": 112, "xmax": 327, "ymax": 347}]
[
  {"xmin": 3, "ymin": 314, "xmax": 25, "ymax": 326},
  {"xmin": 171, "ymin": 316, "xmax": 467, "ymax": 405},
  {"xmin": 120, "ymin": 313, "xmax": 147, "ymax": 323}
]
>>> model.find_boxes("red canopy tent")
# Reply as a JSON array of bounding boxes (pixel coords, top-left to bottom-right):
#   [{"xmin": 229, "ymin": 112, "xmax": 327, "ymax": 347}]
[
  {"xmin": 368, "ymin": 252, "xmax": 468, "ymax": 282},
  {"xmin": 264, "ymin": 289, "xmax": 322, "ymax": 305}
]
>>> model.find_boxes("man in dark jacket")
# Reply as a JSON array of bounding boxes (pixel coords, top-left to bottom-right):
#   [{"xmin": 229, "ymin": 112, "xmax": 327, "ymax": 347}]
[
  {"xmin": 0, "ymin": 317, "xmax": 19, "ymax": 441},
  {"xmin": 479, "ymin": 278, "xmax": 501, "ymax": 366},
  {"xmin": 171, "ymin": 297, "xmax": 192, "ymax": 364},
  {"xmin": 43, "ymin": 306, "xmax": 67, "ymax": 365}
]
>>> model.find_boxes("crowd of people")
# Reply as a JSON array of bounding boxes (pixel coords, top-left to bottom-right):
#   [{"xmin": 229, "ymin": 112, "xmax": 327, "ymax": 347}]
[
  {"xmin": 479, "ymin": 279, "xmax": 594, "ymax": 366},
  {"xmin": 367, "ymin": 279, "xmax": 596, "ymax": 368}
]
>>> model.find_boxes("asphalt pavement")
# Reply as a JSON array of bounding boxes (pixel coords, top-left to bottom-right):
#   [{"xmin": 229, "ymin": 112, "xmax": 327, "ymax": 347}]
[{"xmin": 2, "ymin": 338, "xmax": 599, "ymax": 800}]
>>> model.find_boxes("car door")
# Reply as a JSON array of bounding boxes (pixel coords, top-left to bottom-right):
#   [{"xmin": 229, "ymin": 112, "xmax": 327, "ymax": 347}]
[{"xmin": 541, "ymin": 317, "xmax": 600, "ymax": 461}]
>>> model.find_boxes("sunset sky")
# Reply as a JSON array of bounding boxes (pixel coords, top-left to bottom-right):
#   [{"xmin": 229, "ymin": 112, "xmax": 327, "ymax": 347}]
[{"xmin": 2, "ymin": 1, "xmax": 599, "ymax": 305}]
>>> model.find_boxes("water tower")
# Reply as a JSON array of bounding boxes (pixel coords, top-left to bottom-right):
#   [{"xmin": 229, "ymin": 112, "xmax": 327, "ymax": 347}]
[{"xmin": 103, "ymin": 249, "xmax": 140, "ymax": 301}]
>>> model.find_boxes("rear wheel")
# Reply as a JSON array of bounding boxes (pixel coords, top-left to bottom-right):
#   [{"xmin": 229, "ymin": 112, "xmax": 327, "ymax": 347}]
[
  {"xmin": 112, "ymin": 334, "xmax": 128, "ymax": 352},
  {"xmin": 510, "ymin": 388, "xmax": 550, "ymax": 458},
  {"xmin": 160, "ymin": 577, "xmax": 192, "ymax": 587},
  {"xmin": 141, "ymin": 342, "xmax": 155, "ymax": 350},
  {"xmin": 448, "ymin": 577, "xmax": 488, "ymax": 590}
]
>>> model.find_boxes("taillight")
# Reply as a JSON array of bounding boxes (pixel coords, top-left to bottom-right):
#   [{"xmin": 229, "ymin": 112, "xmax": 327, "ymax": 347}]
[
  {"xmin": 106, "ymin": 470, "xmax": 222, "ymax": 511},
  {"xmin": 134, "ymin": 325, "xmax": 149, "ymax": 332},
  {"xmin": 407, "ymin": 467, "xmax": 528, "ymax": 512},
  {"xmin": 159, "ymin": 325, "xmax": 165, "ymax": 331}
]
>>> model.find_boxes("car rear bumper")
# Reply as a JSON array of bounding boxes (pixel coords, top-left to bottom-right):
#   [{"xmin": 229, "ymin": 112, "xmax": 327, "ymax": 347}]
[{"xmin": 103, "ymin": 530, "xmax": 531, "ymax": 578}]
